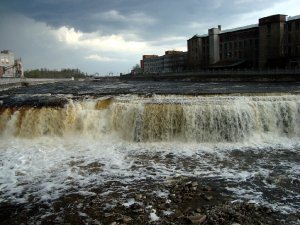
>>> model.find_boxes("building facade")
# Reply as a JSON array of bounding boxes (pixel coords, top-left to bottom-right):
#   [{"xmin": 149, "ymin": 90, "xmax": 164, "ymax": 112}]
[
  {"xmin": 0, "ymin": 50, "xmax": 23, "ymax": 78},
  {"xmin": 141, "ymin": 51, "xmax": 187, "ymax": 74},
  {"xmin": 0, "ymin": 50, "xmax": 15, "ymax": 77},
  {"xmin": 285, "ymin": 15, "xmax": 300, "ymax": 68},
  {"xmin": 141, "ymin": 55, "xmax": 163, "ymax": 73},
  {"xmin": 187, "ymin": 14, "xmax": 300, "ymax": 70}
]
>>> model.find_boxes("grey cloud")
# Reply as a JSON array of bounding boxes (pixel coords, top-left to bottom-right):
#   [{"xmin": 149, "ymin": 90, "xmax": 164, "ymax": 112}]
[{"xmin": 0, "ymin": 0, "xmax": 295, "ymax": 74}]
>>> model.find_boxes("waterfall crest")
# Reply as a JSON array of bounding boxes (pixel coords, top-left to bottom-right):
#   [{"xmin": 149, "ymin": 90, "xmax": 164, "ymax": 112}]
[{"xmin": 0, "ymin": 95, "xmax": 299, "ymax": 142}]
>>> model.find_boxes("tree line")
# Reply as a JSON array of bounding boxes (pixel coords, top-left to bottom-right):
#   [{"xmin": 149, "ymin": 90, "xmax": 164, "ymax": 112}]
[{"xmin": 24, "ymin": 68, "xmax": 86, "ymax": 78}]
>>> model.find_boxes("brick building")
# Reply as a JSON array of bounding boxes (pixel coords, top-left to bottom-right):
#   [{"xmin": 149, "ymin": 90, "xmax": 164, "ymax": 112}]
[
  {"xmin": 285, "ymin": 15, "xmax": 300, "ymax": 68},
  {"xmin": 187, "ymin": 14, "xmax": 300, "ymax": 70},
  {"xmin": 141, "ymin": 51, "xmax": 187, "ymax": 73}
]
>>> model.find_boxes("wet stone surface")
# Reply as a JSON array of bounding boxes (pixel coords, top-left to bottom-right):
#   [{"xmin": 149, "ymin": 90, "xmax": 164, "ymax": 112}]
[
  {"xmin": 1, "ymin": 80, "xmax": 300, "ymax": 108},
  {"xmin": 0, "ymin": 176, "xmax": 287, "ymax": 225}
]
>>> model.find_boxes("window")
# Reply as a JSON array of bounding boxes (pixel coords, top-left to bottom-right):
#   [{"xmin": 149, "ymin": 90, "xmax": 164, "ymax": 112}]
[
  {"xmin": 239, "ymin": 41, "xmax": 243, "ymax": 48},
  {"xmin": 296, "ymin": 21, "xmax": 300, "ymax": 31},
  {"xmin": 267, "ymin": 24, "xmax": 271, "ymax": 33},
  {"xmin": 288, "ymin": 47, "xmax": 292, "ymax": 55},
  {"xmin": 224, "ymin": 43, "xmax": 228, "ymax": 50},
  {"xmin": 288, "ymin": 23, "xmax": 292, "ymax": 32},
  {"xmin": 255, "ymin": 40, "xmax": 258, "ymax": 48},
  {"xmin": 288, "ymin": 34, "xmax": 291, "ymax": 43}
]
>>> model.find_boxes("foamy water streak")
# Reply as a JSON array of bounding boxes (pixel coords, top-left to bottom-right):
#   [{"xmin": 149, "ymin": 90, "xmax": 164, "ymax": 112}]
[{"xmin": 0, "ymin": 95, "xmax": 299, "ymax": 142}]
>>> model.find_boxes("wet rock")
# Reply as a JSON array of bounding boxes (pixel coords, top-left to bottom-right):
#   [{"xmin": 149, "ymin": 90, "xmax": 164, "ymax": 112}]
[
  {"xmin": 191, "ymin": 182, "xmax": 198, "ymax": 187},
  {"xmin": 135, "ymin": 194, "xmax": 143, "ymax": 200},
  {"xmin": 185, "ymin": 181, "xmax": 192, "ymax": 186},
  {"xmin": 174, "ymin": 210, "xmax": 184, "ymax": 218},
  {"xmin": 195, "ymin": 208, "xmax": 202, "ymax": 213},
  {"xmin": 132, "ymin": 208, "xmax": 144, "ymax": 213},
  {"xmin": 104, "ymin": 213, "xmax": 114, "ymax": 218},
  {"xmin": 191, "ymin": 186, "xmax": 197, "ymax": 191},
  {"xmin": 187, "ymin": 214, "xmax": 207, "ymax": 224},
  {"xmin": 204, "ymin": 195, "xmax": 213, "ymax": 201},
  {"xmin": 203, "ymin": 186, "xmax": 212, "ymax": 191},
  {"xmin": 122, "ymin": 216, "xmax": 133, "ymax": 223}
]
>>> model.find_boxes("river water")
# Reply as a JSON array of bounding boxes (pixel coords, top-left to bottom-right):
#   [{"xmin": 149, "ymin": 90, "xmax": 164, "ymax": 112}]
[{"xmin": 0, "ymin": 80, "xmax": 299, "ymax": 224}]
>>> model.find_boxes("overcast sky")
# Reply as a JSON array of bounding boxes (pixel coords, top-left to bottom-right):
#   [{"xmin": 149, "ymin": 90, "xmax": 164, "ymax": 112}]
[{"xmin": 0, "ymin": 0, "xmax": 299, "ymax": 75}]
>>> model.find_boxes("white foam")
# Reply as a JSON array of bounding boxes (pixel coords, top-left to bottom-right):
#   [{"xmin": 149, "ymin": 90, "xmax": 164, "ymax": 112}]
[
  {"xmin": 122, "ymin": 198, "xmax": 136, "ymax": 207},
  {"xmin": 150, "ymin": 211, "xmax": 160, "ymax": 221}
]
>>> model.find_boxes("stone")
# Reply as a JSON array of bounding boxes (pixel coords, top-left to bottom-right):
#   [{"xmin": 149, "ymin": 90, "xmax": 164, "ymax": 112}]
[
  {"xmin": 135, "ymin": 194, "xmax": 143, "ymax": 200},
  {"xmin": 175, "ymin": 210, "xmax": 184, "ymax": 218},
  {"xmin": 191, "ymin": 181, "xmax": 198, "ymax": 187},
  {"xmin": 104, "ymin": 213, "xmax": 114, "ymax": 218},
  {"xmin": 203, "ymin": 186, "xmax": 212, "ymax": 191},
  {"xmin": 204, "ymin": 195, "xmax": 213, "ymax": 201},
  {"xmin": 132, "ymin": 208, "xmax": 144, "ymax": 213},
  {"xmin": 122, "ymin": 216, "xmax": 133, "ymax": 223},
  {"xmin": 195, "ymin": 208, "xmax": 202, "ymax": 213},
  {"xmin": 187, "ymin": 214, "xmax": 207, "ymax": 224},
  {"xmin": 185, "ymin": 181, "xmax": 192, "ymax": 186},
  {"xmin": 191, "ymin": 186, "xmax": 197, "ymax": 191}
]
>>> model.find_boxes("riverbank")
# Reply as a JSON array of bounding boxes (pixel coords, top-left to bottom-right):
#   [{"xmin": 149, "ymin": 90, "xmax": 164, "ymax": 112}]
[
  {"xmin": 121, "ymin": 70, "xmax": 300, "ymax": 82},
  {"xmin": 0, "ymin": 78, "xmax": 73, "ymax": 91}
]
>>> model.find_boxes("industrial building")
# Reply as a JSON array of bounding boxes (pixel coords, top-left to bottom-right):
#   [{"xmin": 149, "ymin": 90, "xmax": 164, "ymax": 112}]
[
  {"xmin": 0, "ymin": 50, "xmax": 23, "ymax": 78},
  {"xmin": 188, "ymin": 14, "xmax": 300, "ymax": 70},
  {"xmin": 141, "ymin": 51, "xmax": 187, "ymax": 74}
]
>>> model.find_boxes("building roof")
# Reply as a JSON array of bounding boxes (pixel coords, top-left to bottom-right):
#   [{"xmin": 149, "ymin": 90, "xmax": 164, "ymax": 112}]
[
  {"xmin": 220, "ymin": 24, "xmax": 258, "ymax": 34},
  {"xmin": 189, "ymin": 24, "xmax": 258, "ymax": 40},
  {"xmin": 287, "ymin": 15, "xmax": 300, "ymax": 21}
]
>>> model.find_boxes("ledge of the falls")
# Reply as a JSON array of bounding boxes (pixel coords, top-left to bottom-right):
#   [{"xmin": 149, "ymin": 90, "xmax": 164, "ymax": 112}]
[{"xmin": 0, "ymin": 95, "xmax": 69, "ymax": 108}]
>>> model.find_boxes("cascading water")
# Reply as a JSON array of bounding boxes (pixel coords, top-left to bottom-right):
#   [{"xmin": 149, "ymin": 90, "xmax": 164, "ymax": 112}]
[
  {"xmin": 1, "ymin": 95, "xmax": 299, "ymax": 143},
  {"xmin": 0, "ymin": 94, "xmax": 299, "ymax": 224}
]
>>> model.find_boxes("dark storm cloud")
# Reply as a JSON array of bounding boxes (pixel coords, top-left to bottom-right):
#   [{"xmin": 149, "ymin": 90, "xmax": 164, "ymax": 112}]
[
  {"xmin": 1, "ymin": 0, "xmax": 298, "ymax": 74},
  {"xmin": 0, "ymin": 0, "xmax": 283, "ymax": 38}
]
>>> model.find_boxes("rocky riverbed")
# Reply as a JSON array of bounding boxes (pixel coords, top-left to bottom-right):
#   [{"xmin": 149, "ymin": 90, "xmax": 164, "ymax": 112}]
[{"xmin": 0, "ymin": 176, "xmax": 288, "ymax": 225}]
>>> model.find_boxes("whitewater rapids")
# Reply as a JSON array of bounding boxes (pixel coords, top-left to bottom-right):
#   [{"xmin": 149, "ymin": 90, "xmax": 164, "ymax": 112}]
[{"xmin": 0, "ymin": 94, "xmax": 299, "ymax": 223}]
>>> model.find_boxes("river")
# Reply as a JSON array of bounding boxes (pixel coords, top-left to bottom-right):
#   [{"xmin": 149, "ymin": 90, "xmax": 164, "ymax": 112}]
[{"xmin": 0, "ymin": 80, "xmax": 299, "ymax": 224}]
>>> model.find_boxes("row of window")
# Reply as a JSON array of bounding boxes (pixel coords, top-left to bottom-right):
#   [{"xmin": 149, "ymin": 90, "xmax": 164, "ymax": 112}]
[
  {"xmin": 221, "ymin": 39, "xmax": 259, "ymax": 50},
  {"xmin": 220, "ymin": 50, "xmax": 258, "ymax": 60},
  {"xmin": 284, "ymin": 46, "xmax": 300, "ymax": 56},
  {"xmin": 286, "ymin": 21, "xmax": 300, "ymax": 32},
  {"xmin": 220, "ymin": 31, "xmax": 258, "ymax": 42},
  {"xmin": 0, "ymin": 58, "xmax": 11, "ymax": 64}
]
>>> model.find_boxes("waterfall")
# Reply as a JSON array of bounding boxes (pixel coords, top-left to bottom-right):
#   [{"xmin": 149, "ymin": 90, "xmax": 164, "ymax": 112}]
[{"xmin": 0, "ymin": 95, "xmax": 299, "ymax": 142}]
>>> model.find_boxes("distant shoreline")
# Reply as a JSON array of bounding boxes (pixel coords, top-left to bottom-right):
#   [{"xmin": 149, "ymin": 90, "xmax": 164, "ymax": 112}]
[{"xmin": 121, "ymin": 69, "xmax": 300, "ymax": 82}]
